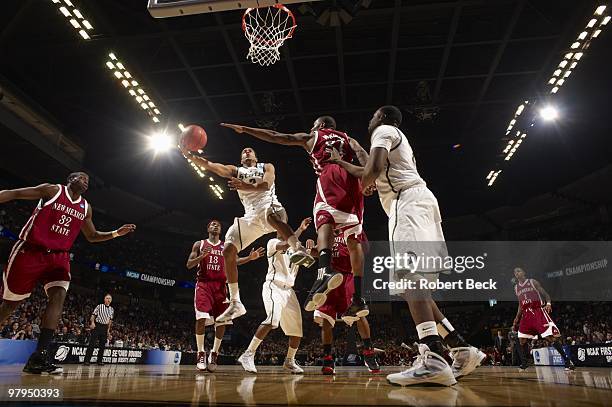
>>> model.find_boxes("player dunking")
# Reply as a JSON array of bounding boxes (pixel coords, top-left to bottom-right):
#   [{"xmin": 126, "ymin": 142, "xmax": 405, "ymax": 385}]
[
  {"xmin": 186, "ymin": 220, "xmax": 264, "ymax": 372},
  {"xmin": 238, "ymin": 217, "xmax": 312, "ymax": 374},
  {"xmin": 329, "ymin": 106, "xmax": 484, "ymax": 386},
  {"xmin": 306, "ymin": 233, "xmax": 380, "ymax": 375},
  {"xmin": 512, "ymin": 267, "xmax": 574, "ymax": 371},
  {"xmin": 0, "ymin": 173, "xmax": 135, "ymax": 374},
  {"xmin": 179, "ymin": 145, "xmax": 315, "ymax": 324},
  {"xmin": 221, "ymin": 118, "xmax": 370, "ymax": 320}
]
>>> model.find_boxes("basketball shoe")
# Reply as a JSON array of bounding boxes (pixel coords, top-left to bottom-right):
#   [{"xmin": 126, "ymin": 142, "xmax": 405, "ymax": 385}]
[
  {"xmin": 283, "ymin": 358, "xmax": 304, "ymax": 374},
  {"xmin": 23, "ymin": 350, "xmax": 63, "ymax": 375},
  {"xmin": 341, "ymin": 297, "xmax": 369, "ymax": 323},
  {"xmin": 216, "ymin": 299, "xmax": 246, "ymax": 323},
  {"xmin": 207, "ymin": 351, "xmax": 219, "ymax": 372},
  {"xmin": 289, "ymin": 246, "xmax": 316, "ymax": 268},
  {"xmin": 363, "ymin": 348, "xmax": 380, "ymax": 373},
  {"xmin": 304, "ymin": 268, "xmax": 343, "ymax": 311},
  {"xmin": 196, "ymin": 351, "xmax": 207, "ymax": 371},
  {"xmin": 565, "ymin": 359, "xmax": 576, "ymax": 371},
  {"xmin": 238, "ymin": 350, "xmax": 257, "ymax": 373},
  {"xmin": 450, "ymin": 346, "xmax": 486, "ymax": 378},
  {"xmin": 386, "ymin": 344, "xmax": 456, "ymax": 387},
  {"xmin": 322, "ymin": 355, "xmax": 335, "ymax": 375}
]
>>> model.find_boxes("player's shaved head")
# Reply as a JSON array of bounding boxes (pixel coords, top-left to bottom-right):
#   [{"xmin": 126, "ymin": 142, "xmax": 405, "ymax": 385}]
[
  {"xmin": 67, "ymin": 171, "xmax": 89, "ymax": 194},
  {"xmin": 67, "ymin": 172, "xmax": 88, "ymax": 183},
  {"xmin": 315, "ymin": 116, "xmax": 336, "ymax": 129},
  {"xmin": 378, "ymin": 105, "xmax": 403, "ymax": 126}
]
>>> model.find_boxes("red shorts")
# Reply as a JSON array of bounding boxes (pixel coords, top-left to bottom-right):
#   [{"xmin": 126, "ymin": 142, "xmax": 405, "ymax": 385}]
[
  {"xmin": 313, "ymin": 165, "xmax": 364, "ymax": 239},
  {"xmin": 2, "ymin": 241, "xmax": 71, "ymax": 301},
  {"xmin": 314, "ymin": 273, "xmax": 354, "ymax": 327},
  {"xmin": 518, "ymin": 307, "xmax": 560, "ymax": 339},
  {"xmin": 194, "ymin": 280, "xmax": 231, "ymax": 326}
]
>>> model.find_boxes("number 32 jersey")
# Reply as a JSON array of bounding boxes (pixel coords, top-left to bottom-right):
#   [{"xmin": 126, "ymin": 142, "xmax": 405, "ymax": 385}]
[{"xmin": 19, "ymin": 184, "xmax": 88, "ymax": 251}]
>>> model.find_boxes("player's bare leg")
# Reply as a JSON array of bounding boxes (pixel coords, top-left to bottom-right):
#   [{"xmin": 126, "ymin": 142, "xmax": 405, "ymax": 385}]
[
  {"xmin": 356, "ymin": 317, "xmax": 380, "ymax": 373},
  {"xmin": 239, "ymin": 325, "xmax": 273, "ymax": 373},
  {"xmin": 195, "ymin": 318, "xmax": 207, "ymax": 371},
  {"xmin": 320, "ymin": 319, "xmax": 335, "ymax": 374},
  {"xmin": 545, "ymin": 336, "xmax": 575, "ymax": 370},
  {"xmin": 304, "ymin": 223, "xmax": 343, "ymax": 311},
  {"xmin": 283, "ymin": 336, "xmax": 304, "ymax": 374},
  {"xmin": 216, "ymin": 243, "xmax": 246, "ymax": 323},
  {"xmin": 23, "ymin": 286, "xmax": 66, "ymax": 374},
  {"xmin": 207, "ymin": 324, "xmax": 226, "ymax": 372},
  {"xmin": 430, "ymin": 300, "xmax": 485, "ymax": 378},
  {"xmin": 341, "ymin": 237, "xmax": 369, "ymax": 321},
  {"xmin": 0, "ymin": 299, "xmax": 21, "ymax": 327},
  {"xmin": 266, "ymin": 209, "xmax": 314, "ymax": 268},
  {"xmin": 386, "ymin": 286, "xmax": 456, "ymax": 386}
]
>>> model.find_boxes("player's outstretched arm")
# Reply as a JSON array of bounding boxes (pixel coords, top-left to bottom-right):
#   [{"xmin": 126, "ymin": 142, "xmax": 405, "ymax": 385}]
[
  {"xmin": 186, "ymin": 241, "xmax": 208, "ymax": 269},
  {"xmin": 327, "ymin": 148, "xmax": 366, "ymax": 178},
  {"xmin": 349, "ymin": 137, "xmax": 369, "ymax": 166},
  {"xmin": 237, "ymin": 247, "xmax": 265, "ymax": 265},
  {"xmin": 81, "ymin": 205, "xmax": 136, "ymax": 243},
  {"xmin": 362, "ymin": 147, "xmax": 387, "ymax": 189},
  {"xmin": 0, "ymin": 184, "xmax": 59, "ymax": 204},
  {"xmin": 179, "ymin": 145, "xmax": 238, "ymax": 179},
  {"xmin": 532, "ymin": 279, "xmax": 552, "ymax": 312},
  {"xmin": 221, "ymin": 123, "xmax": 313, "ymax": 148}
]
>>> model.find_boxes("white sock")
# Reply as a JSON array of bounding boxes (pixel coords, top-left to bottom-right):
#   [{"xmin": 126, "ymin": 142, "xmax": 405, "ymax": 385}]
[
  {"xmin": 228, "ymin": 283, "xmax": 240, "ymax": 301},
  {"xmin": 437, "ymin": 318, "xmax": 455, "ymax": 339},
  {"xmin": 287, "ymin": 235, "xmax": 299, "ymax": 251},
  {"xmin": 286, "ymin": 346, "xmax": 298, "ymax": 360},
  {"xmin": 196, "ymin": 334, "xmax": 205, "ymax": 352},
  {"xmin": 247, "ymin": 337, "xmax": 262, "ymax": 353},
  {"xmin": 212, "ymin": 337, "xmax": 222, "ymax": 353},
  {"xmin": 416, "ymin": 321, "xmax": 438, "ymax": 340}
]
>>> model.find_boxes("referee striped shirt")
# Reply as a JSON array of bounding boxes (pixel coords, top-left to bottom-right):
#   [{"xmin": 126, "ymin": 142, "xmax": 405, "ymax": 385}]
[{"xmin": 92, "ymin": 304, "xmax": 114, "ymax": 325}]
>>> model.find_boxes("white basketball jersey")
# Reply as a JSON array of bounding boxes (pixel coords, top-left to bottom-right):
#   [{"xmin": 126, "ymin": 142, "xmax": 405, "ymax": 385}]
[
  {"xmin": 236, "ymin": 163, "xmax": 281, "ymax": 214},
  {"xmin": 370, "ymin": 125, "xmax": 426, "ymax": 215},
  {"xmin": 265, "ymin": 238, "xmax": 299, "ymax": 287}
]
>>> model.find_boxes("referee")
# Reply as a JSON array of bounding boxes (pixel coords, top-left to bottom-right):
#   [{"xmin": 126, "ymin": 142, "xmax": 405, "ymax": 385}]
[{"xmin": 84, "ymin": 294, "xmax": 114, "ymax": 366}]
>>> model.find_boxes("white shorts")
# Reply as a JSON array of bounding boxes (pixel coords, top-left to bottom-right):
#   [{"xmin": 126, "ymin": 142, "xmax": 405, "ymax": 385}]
[
  {"xmin": 261, "ymin": 281, "xmax": 303, "ymax": 337},
  {"xmin": 225, "ymin": 203, "xmax": 286, "ymax": 252}
]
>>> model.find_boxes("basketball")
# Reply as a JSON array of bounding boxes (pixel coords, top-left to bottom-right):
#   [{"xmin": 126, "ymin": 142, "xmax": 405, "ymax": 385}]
[{"xmin": 180, "ymin": 125, "xmax": 207, "ymax": 151}]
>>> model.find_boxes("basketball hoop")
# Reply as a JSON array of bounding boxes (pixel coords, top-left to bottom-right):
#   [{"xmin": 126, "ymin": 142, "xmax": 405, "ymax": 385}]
[{"xmin": 242, "ymin": 4, "xmax": 297, "ymax": 66}]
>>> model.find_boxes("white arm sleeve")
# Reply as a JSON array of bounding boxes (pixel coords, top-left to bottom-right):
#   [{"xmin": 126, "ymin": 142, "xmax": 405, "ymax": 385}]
[{"xmin": 370, "ymin": 125, "xmax": 400, "ymax": 151}]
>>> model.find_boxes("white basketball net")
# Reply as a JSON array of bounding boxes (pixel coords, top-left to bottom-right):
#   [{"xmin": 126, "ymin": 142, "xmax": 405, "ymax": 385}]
[{"xmin": 242, "ymin": 5, "xmax": 296, "ymax": 67}]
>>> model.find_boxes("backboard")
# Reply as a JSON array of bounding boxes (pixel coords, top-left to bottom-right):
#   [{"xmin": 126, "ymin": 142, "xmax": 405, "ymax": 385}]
[{"xmin": 147, "ymin": 0, "xmax": 321, "ymax": 18}]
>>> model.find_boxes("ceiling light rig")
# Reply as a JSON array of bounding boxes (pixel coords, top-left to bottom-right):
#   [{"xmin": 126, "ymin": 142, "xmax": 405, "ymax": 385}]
[
  {"xmin": 486, "ymin": 4, "xmax": 610, "ymax": 187},
  {"xmin": 105, "ymin": 52, "xmax": 162, "ymax": 124},
  {"xmin": 177, "ymin": 124, "xmax": 224, "ymax": 200},
  {"xmin": 49, "ymin": 0, "xmax": 94, "ymax": 40}
]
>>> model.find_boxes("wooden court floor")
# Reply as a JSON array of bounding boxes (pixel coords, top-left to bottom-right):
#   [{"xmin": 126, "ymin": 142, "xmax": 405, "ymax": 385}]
[{"xmin": 0, "ymin": 364, "xmax": 611, "ymax": 406}]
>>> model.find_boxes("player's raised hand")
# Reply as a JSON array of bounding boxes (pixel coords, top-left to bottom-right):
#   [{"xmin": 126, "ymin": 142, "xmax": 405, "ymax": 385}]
[
  {"xmin": 116, "ymin": 224, "xmax": 136, "ymax": 236},
  {"xmin": 299, "ymin": 217, "xmax": 312, "ymax": 230},
  {"xmin": 363, "ymin": 184, "xmax": 377, "ymax": 196},
  {"xmin": 305, "ymin": 239, "xmax": 316, "ymax": 250},
  {"xmin": 228, "ymin": 177, "xmax": 251, "ymax": 191},
  {"xmin": 248, "ymin": 246, "xmax": 265, "ymax": 260},
  {"xmin": 326, "ymin": 147, "xmax": 343, "ymax": 164},
  {"xmin": 220, "ymin": 123, "xmax": 245, "ymax": 133}
]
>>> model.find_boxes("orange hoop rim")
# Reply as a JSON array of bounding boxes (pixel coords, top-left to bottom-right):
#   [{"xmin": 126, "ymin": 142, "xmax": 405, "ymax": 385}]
[{"xmin": 242, "ymin": 3, "xmax": 297, "ymax": 46}]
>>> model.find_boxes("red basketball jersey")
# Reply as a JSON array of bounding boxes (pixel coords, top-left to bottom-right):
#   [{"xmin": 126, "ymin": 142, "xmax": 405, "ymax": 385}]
[
  {"xmin": 331, "ymin": 235, "xmax": 352, "ymax": 274},
  {"xmin": 19, "ymin": 185, "xmax": 87, "ymax": 251},
  {"xmin": 309, "ymin": 128, "xmax": 356, "ymax": 176},
  {"xmin": 197, "ymin": 240, "xmax": 226, "ymax": 282},
  {"xmin": 514, "ymin": 279, "xmax": 543, "ymax": 309}
]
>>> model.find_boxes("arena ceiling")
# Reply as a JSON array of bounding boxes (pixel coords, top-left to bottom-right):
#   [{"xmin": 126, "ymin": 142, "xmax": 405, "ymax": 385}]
[{"xmin": 1, "ymin": 0, "xmax": 611, "ymax": 230}]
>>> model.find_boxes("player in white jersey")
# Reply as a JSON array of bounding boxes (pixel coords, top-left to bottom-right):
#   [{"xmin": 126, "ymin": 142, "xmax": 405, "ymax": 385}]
[
  {"xmin": 329, "ymin": 106, "xmax": 484, "ymax": 386},
  {"xmin": 237, "ymin": 217, "xmax": 312, "ymax": 374},
  {"xmin": 180, "ymin": 146, "xmax": 315, "ymax": 324}
]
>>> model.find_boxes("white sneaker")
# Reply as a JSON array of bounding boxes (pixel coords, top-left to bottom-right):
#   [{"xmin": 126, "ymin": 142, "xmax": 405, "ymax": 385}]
[
  {"xmin": 216, "ymin": 299, "xmax": 246, "ymax": 323},
  {"xmin": 283, "ymin": 358, "xmax": 304, "ymax": 374},
  {"xmin": 450, "ymin": 346, "xmax": 486, "ymax": 378},
  {"xmin": 196, "ymin": 351, "xmax": 207, "ymax": 371},
  {"xmin": 386, "ymin": 344, "xmax": 456, "ymax": 387},
  {"xmin": 238, "ymin": 350, "xmax": 257, "ymax": 373}
]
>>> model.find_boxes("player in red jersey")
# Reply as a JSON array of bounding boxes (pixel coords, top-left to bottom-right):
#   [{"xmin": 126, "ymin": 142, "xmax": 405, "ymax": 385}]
[
  {"xmin": 0, "ymin": 173, "xmax": 135, "ymax": 374},
  {"xmin": 186, "ymin": 219, "xmax": 264, "ymax": 372},
  {"xmin": 221, "ymin": 118, "xmax": 371, "ymax": 320},
  {"xmin": 306, "ymin": 232, "xmax": 380, "ymax": 375},
  {"xmin": 512, "ymin": 267, "xmax": 574, "ymax": 371}
]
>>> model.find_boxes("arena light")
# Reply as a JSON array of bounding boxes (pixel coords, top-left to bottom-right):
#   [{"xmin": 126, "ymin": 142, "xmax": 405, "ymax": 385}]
[
  {"xmin": 78, "ymin": 30, "xmax": 89, "ymax": 40},
  {"xmin": 69, "ymin": 19, "xmax": 80, "ymax": 28},
  {"xmin": 82, "ymin": 20, "xmax": 93, "ymax": 30},
  {"xmin": 73, "ymin": 9, "xmax": 83, "ymax": 18},
  {"xmin": 595, "ymin": 5, "xmax": 606, "ymax": 15},
  {"xmin": 603, "ymin": 16, "xmax": 611, "ymax": 25},
  {"xmin": 59, "ymin": 6, "xmax": 70, "ymax": 17},
  {"xmin": 149, "ymin": 133, "xmax": 173, "ymax": 153},
  {"xmin": 49, "ymin": 0, "xmax": 96, "ymax": 41},
  {"xmin": 540, "ymin": 106, "xmax": 559, "ymax": 121}
]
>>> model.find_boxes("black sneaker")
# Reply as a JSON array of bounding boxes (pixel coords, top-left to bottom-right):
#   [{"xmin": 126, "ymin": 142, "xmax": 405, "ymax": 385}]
[
  {"xmin": 519, "ymin": 363, "xmax": 528, "ymax": 371},
  {"xmin": 321, "ymin": 355, "xmax": 335, "ymax": 375},
  {"xmin": 341, "ymin": 297, "xmax": 369, "ymax": 323},
  {"xmin": 304, "ymin": 268, "xmax": 343, "ymax": 312},
  {"xmin": 363, "ymin": 348, "xmax": 380, "ymax": 373},
  {"xmin": 565, "ymin": 359, "xmax": 576, "ymax": 371},
  {"xmin": 22, "ymin": 351, "xmax": 63, "ymax": 375}
]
